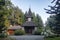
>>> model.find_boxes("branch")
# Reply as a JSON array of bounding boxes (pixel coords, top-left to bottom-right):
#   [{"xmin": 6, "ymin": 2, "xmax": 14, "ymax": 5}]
[
  {"xmin": 51, "ymin": 0, "xmax": 55, "ymax": 3},
  {"xmin": 44, "ymin": 8, "xmax": 51, "ymax": 11},
  {"xmin": 48, "ymin": 5, "xmax": 55, "ymax": 10}
]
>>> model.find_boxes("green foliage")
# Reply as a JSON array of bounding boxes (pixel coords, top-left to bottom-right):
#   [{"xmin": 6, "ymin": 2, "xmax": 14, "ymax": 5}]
[
  {"xmin": 0, "ymin": 0, "xmax": 10, "ymax": 33},
  {"xmin": 45, "ymin": 15, "xmax": 56, "ymax": 32},
  {"xmin": 14, "ymin": 29, "xmax": 25, "ymax": 35},
  {"xmin": 0, "ymin": 37, "xmax": 15, "ymax": 40},
  {"xmin": 0, "ymin": 33, "xmax": 7, "ymax": 38},
  {"xmin": 45, "ymin": 0, "xmax": 60, "ymax": 34},
  {"xmin": 8, "ymin": 6, "xmax": 25, "ymax": 25},
  {"xmin": 0, "ymin": 0, "xmax": 5, "ymax": 5},
  {"xmin": 36, "ymin": 14, "xmax": 43, "ymax": 27},
  {"xmin": 45, "ymin": 37, "xmax": 60, "ymax": 40},
  {"xmin": 32, "ymin": 13, "xmax": 44, "ymax": 28},
  {"xmin": 33, "ymin": 29, "xmax": 42, "ymax": 35}
]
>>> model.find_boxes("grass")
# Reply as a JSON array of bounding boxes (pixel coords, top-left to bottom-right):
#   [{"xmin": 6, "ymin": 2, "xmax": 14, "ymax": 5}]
[
  {"xmin": 45, "ymin": 37, "xmax": 60, "ymax": 40},
  {"xmin": 0, "ymin": 37, "xmax": 16, "ymax": 40}
]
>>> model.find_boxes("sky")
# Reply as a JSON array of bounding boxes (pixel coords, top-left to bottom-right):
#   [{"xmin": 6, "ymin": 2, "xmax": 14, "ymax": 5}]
[{"xmin": 11, "ymin": 0, "xmax": 53, "ymax": 24}]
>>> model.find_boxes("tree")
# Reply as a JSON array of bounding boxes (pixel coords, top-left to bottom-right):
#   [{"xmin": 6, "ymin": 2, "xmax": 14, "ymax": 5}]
[
  {"xmin": 36, "ymin": 14, "xmax": 43, "ymax": 28},
  {"xmin": 44, "ymin": 0, "xmax": 60, "ymax": 34},
  {"xmin": 9, "ymin": 6, "xmax": 25, "ymax": 25},
  {"xmin": 0, "ymin": 0, "xmax": 5, "ymax": 5},
  {"xmin": 32, "ymin": 12, "xmax": 44, "ymax": 28},
  {"xmin": 45, "ymin": 15, "xmax": 56, "ymax": 32},
  {"xmin": 0, "ymin": 0, "xmax": 10, "ymax": 33},
  {"xmin": 6, "ymin": 0, "xmax": 25, "ymax": 25},
  {"xmin": 32, "ymin": 12, "xmax": 37, "ymax": 23}
]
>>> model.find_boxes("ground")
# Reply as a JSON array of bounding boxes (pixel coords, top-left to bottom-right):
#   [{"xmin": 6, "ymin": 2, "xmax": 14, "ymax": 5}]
[
  {"xmin": 45, "ymin": 37, "xmax": 60, "ymax": 40},
  {"xmin": 10, "ymin": 35, "xmax": 44, "ymax": 40}
]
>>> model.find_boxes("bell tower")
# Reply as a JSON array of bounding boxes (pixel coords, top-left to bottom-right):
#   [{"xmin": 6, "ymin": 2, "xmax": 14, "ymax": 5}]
[
  {"xmin": 22, "ymin": 8, "xmax": 37, "ymax": 34},
  {"xmin": 25, "ymin": 8, "xmax": 33, "ymax": 22}
]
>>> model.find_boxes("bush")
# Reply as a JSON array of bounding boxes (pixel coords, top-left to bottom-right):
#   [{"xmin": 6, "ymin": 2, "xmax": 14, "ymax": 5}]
[
  {"xmin": 14, "ymin": 29, "xmax": 25, "ymax": 35},
  {"xmin": 0, "ymin": 33, "xmax": 7, "ymax": 38},
  {"xmin": 33, "ymin": 29, "xmax": 41, "ymax": 35}
]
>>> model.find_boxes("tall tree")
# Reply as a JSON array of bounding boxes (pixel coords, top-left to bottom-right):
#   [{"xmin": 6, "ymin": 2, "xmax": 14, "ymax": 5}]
[
  {"xmin": 36, "ymin": 14, "xmax": 43, "ymax": 28},
  {"xmin": 32, "ymin": 12, "xmax": 36, "ymax": 23},
  {"xmin": 45, "ymin": 0, "xmax": 60, "ymax": 34},
  {"xmin": 0, "ymin": 0, "xmax": 10, "ymax": 33},
  {"xmin": 45, "ymin": 15, "xmax": 56, "ymax": 33},
  {"xmin": 0, "ymin": 0, "xmax": 5, "ymax": 5}
]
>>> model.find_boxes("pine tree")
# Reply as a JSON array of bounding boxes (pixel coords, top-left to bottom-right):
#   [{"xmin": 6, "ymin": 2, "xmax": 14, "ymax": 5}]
[
  {"xmin": 36, "ymin": 14, "xmax": 43, "ymax": 28},
  {"xmin": 45, "ymin": 0, "xmax": 60, "ymax": 34},
  {"xmin": 0, "ymin": 0, "xmax": 5, "ymax": 5}
]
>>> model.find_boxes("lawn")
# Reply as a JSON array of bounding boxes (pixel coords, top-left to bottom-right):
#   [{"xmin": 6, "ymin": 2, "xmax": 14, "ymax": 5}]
[{"xmin": 45, "ymin": 37, "xmax": 60, "ymax": 40}]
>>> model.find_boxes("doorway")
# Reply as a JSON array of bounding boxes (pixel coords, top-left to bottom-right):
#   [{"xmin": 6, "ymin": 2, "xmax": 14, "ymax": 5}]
[{"xmin": 24, "ymin": 27, "xmax": 34, "ymax": 34}]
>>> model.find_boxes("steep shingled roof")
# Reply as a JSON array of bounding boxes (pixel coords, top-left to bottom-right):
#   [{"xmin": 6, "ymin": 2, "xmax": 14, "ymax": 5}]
[
  {"xmin": 8, "ymin": 25, "xmax": 21, "ymax": 30},
  {"xmin": 25, "ymin": 8, "xmax": 33, "ymax": 18},
  {"xmin": 22, "ymin": 8, "xmax": 37, "ymax": 27},
  {"xmin": 22, "ymin": 21, "xmax": 37, "ymax": 27}
]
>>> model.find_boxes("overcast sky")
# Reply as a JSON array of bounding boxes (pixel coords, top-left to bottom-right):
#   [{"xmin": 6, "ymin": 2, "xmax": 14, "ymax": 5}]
[{"xmin": 11, "ymin": 0, "xmax": 53, "ymax": 23}]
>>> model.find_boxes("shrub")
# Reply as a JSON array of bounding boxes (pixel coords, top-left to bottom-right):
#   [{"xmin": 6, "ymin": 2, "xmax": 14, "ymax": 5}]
[
  {"xmin": 14, "ymin": 29, "xmax": 25, "ymax": 35},
  {"xmin": 0, "ymin": 33, "xmax": 7, "ymax": 38},
  {"xmin": 33, "ymin": 29, "xmax": 41, "ymax": 35}
]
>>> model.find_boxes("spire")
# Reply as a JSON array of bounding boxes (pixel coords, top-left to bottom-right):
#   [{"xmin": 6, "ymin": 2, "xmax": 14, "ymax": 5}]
[
  {"xmin": 25, "ymin": 8, "xmax": 33, "ymax": 18},
  {"xmin": 28, "ymin": 8, "xmax": 32, "ymax": 15}
]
